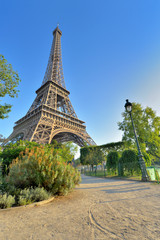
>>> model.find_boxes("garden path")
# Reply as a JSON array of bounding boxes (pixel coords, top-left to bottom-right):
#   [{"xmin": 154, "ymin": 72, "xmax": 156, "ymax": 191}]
[{"xmin": 0, "ymin": 175, "xmax": 160, "ymax": 240}]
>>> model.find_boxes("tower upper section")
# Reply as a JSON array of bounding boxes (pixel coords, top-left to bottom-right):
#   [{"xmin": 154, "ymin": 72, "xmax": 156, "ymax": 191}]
[{"xmin": 42, "ymin": 26, "xmax": 66, "ymax": 88}]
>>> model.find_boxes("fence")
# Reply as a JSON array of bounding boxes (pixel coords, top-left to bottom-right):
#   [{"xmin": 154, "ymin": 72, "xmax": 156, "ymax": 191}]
[
  {"xmin": 147, "ymin": 167, "xmax": 160, "ymax": 183},
  {"xmin": 81, "ymin": 163, "xmax": 160, "ymax": 183}
]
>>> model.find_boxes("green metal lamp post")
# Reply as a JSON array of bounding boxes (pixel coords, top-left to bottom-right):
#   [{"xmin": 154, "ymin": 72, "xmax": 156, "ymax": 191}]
[{"xmin": 124, "ymin": 99, "xmax": 149, "ymax": 181}]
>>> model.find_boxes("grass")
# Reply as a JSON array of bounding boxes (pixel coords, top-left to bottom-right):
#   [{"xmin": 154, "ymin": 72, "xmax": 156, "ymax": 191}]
[
  {"xmin": 85, "ymin": 170, "xmax": 107, "ymax": 177},
  {"xmin": 84, "ymin": 170, "xmax": 142, "ymax": 181}
]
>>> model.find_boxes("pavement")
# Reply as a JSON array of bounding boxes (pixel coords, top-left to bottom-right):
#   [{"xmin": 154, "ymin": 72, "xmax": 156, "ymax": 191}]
[{"xmin": 0, "ymin": 174, "xmax": 159, "ymax": 240}]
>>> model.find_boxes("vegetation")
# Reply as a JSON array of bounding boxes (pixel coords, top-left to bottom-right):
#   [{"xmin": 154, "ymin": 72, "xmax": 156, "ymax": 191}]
[
  {"xmin": 80, "ymin": 141, "xmax": 124, "ymax": 162},
  {"xmin": 80, "ymin": 146, "xmax": 105, "ymax": 172},
  {"xmin": 0, "ymin": 193, "xmax": 15, "ymax": 209},
  {"xmin": 85, "ymin": 170, "xmax": 142, "ymax": 181},
  {"xmin": 107, "ymin": 151, "xmax": 119, "ymax": 174},
  {"xmin": 80, "ymin": 102, "xmax": 159, "ymax": 182},
  {"xmin": 0, "ymin": 55, "xmax": 21, "ymax": 119},
  {"xmin": 120, "ymin": 149, "xmax": 139, "ymax": 176},
  {"xmin": 0, "ymin": 140, "xmax": 39, "ymax": 175},
  {"xmin": 0, "ymin": 140, "xmax": 81, "ymax": 208},
  {"xmin": 18, "ymin": 187, "xmax": 51, "ymax": 206},
  {"xmin": 81, "ymin": 144, "xmax": 152, "ymax": 179},
  {"xmin": 118, "ymin": 102, "xmax": 160, "ymax": 161}
]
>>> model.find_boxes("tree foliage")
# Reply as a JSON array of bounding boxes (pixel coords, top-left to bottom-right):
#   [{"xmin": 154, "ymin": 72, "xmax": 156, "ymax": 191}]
[
  {"xmin": 0, "ymin": 140, "xmax": 40, "ymax": 175},
  {"xmin": 51, "ymin": 140, "xmax": 78, "ymax": 163},
  {"xmin": 118, "ymin": 102, "xmax": 160, "ymax": 159},
  {"xmin": 80, "ymin": 146, "xmax": 105, "ymax": 171},
  {"xmin": 80, "ymin": 141, "xmax": 124, "ymax": 165},
  {"xmin": 0, "ymin": 140, "xmax": 78, "ymax": 176},
  {"xmin": 0, "ymin": 55, "xmax": 21, "ymax": 119},
  {"xmin": 107, "ymin": 151, "xmax": 119, "ymax": 173},
  {"xmin": 98, "ymin": 141, "xmax": 125, "ymax": 153},
  {"xmin": 120, "ymin": 149, "xmax": 139, "ymax": 175}
]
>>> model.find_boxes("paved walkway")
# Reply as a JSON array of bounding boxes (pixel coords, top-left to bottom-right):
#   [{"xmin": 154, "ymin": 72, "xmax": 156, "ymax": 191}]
[{"xmin": 0, "ymin": 175, "xmax": 160, "ymax": 240}]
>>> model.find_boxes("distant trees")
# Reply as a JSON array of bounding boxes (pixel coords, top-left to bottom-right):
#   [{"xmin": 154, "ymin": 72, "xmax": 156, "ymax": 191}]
[
  {"xmin": 80, "ymin": 147, "xmax": 105, "ymax": 171},
  {"xmin": 80, "ymin": 141, "xmax": 152, "ymax": 177}
]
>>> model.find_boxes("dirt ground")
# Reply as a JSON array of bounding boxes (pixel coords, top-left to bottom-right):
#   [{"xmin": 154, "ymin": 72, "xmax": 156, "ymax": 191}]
[{"xmin": 0, "ymin": 174, "xmax": 160, "ymax": 240}]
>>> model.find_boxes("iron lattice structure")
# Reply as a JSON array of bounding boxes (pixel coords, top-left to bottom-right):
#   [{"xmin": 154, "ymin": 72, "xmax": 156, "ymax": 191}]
[{"xmin": 6, "ymin": 27, "xmax": 96, "ymax": 147}]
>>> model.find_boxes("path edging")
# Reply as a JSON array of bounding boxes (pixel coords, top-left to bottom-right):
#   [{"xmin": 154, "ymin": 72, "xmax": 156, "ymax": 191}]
[{"xmin": 0, "ymin": 196, "xmax": 55, "ymax": 212}]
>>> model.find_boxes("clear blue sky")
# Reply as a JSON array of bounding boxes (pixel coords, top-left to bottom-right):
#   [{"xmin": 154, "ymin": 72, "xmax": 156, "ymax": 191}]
[{"xmin": 1, "ymin": 0, "xmax": 160, "ymax": 146}]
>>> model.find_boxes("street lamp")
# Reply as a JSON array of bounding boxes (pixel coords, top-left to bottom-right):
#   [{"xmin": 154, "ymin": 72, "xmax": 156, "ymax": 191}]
[{"xmin": 124, "ymin": 99, "xmax": 149, "ymax": 181}]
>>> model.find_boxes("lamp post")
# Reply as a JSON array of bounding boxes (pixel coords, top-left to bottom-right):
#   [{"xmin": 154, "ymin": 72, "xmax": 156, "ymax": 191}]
[{"xmin": 124, "ymin": 99, "xmax": 149, "ymax": 181}]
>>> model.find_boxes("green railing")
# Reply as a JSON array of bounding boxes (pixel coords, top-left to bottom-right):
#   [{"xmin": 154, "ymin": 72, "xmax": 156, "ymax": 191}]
[{"xmin": 147, "ymin": 167, "xmax": 160, "ymax": 183}]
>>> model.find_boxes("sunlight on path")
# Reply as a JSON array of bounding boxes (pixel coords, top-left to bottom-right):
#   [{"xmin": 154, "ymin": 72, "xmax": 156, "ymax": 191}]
[{"xmin": 0, "ymin": 174, "xmax": 159, "ymax": 240}]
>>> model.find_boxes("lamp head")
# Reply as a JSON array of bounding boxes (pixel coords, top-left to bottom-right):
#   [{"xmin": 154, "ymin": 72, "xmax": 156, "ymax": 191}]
[{"xmin": 125, "ymin": 99, "xmax": 132, "ymax": 113}]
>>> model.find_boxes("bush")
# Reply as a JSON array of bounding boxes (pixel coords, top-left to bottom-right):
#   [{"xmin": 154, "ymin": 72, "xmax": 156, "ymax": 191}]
[
  {"xmin": 18, "ymin": 188, "xmax": 33, "ymax": 206},
  {"xmin": 31, "ymin": 187, "xmax": 51, "ymax": 201},
  {"xmin": 107, "ymin": 151, "xmax": 119, "ymax": 174},
  {"xmin": 0, "ymin": 193, "xmax": 15, "ymax": 208},
  {"xmin": 18, "ymin": 187, "xmax": 51, "ymax": 206},
  {"xmin": 5, "ymin": 146, "xmax": 81, "ymax": 195}
]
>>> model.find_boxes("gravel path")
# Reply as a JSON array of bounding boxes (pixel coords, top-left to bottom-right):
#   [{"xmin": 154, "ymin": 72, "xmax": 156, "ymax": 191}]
[{"xmin": 0, "ymin": 175, "xmax": 160, "ymax": 240}]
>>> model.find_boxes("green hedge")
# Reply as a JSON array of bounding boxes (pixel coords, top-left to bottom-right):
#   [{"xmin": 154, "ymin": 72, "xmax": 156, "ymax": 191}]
[{"xmin": 107, "ymin": 151, "xmax": 119, "ymax": 174}]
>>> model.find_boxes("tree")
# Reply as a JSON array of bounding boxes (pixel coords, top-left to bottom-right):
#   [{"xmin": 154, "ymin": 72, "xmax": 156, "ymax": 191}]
[
  {"xmin": 118, "ymin": 102, "xmax": 160, "ymax": 160},
  {"xmin": 80, "ymin": 141, "xmax": 124, "ymax": 165},
  {"xmin": 80, "ymin": 147, "xmax": 105, "ymax": 171},
  {"xmin": 0, "ymin": 55, "xmax": 21, "ymax": 119},
  {"xmin": 60, "ymin": 142, "xmax": 78, "ymax": 163},
  {"xmin": 51, "ymin": 140, "xmax": 78, "ymax": 163},
  {"xmin": 0, "ymin": 140, "xmax": 40, "ymax": 175}
]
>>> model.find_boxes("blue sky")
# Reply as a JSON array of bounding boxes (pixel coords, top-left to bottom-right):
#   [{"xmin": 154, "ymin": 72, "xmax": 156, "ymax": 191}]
[{"xmin": 1, "ymin": 0, "xmax": 160, "ymax": 147}]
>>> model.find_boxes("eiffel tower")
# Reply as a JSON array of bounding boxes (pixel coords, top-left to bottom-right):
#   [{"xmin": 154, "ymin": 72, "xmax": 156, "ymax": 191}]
[{"xmin": 6, "ymin": 26, "xmax": 96, "ymax": 147}]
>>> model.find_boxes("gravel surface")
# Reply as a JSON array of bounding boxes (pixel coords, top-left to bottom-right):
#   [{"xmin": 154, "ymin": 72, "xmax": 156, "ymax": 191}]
[{"xmin": 0, "ymin": 174, "xmax": 160, "ymax": 240}]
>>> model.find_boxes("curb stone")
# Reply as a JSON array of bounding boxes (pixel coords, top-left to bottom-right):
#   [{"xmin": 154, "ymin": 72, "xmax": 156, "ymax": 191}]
[{"xmin": 0, "ymin": 196, "xmax": 55, "ymax": 212}]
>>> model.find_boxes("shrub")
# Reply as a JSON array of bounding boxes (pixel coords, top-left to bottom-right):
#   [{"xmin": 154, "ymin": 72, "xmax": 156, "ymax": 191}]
[
  {"xmin": 30, "ymin": 187, "xmax": 51, "ymax": 201},
  {"xmin": 18, "ymin": 188, "xmax": 33, "ymax": 206},
  {"xmin": 107, "ymin": 151, "xmax": 119, "ymax": 174},
  {"xmin": 6, "ymin": 146, "xmax": 81, "ymax": 196},
  {"xmin": 0, "ymin": 178, "xmax": 10, "ymax": 194},
  {"xmin": 18, "ymin": 187, "xmax": 51, "ymax": 206},
  {"xmin": 0, "ymin": 193, "xmax": 15, "ymax": 208}
]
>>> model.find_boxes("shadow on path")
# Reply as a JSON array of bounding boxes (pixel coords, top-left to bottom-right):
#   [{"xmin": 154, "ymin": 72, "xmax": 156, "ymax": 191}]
[{"xmin": 77, "ymin": 174, "xmax": 151, "ymax": 194}]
